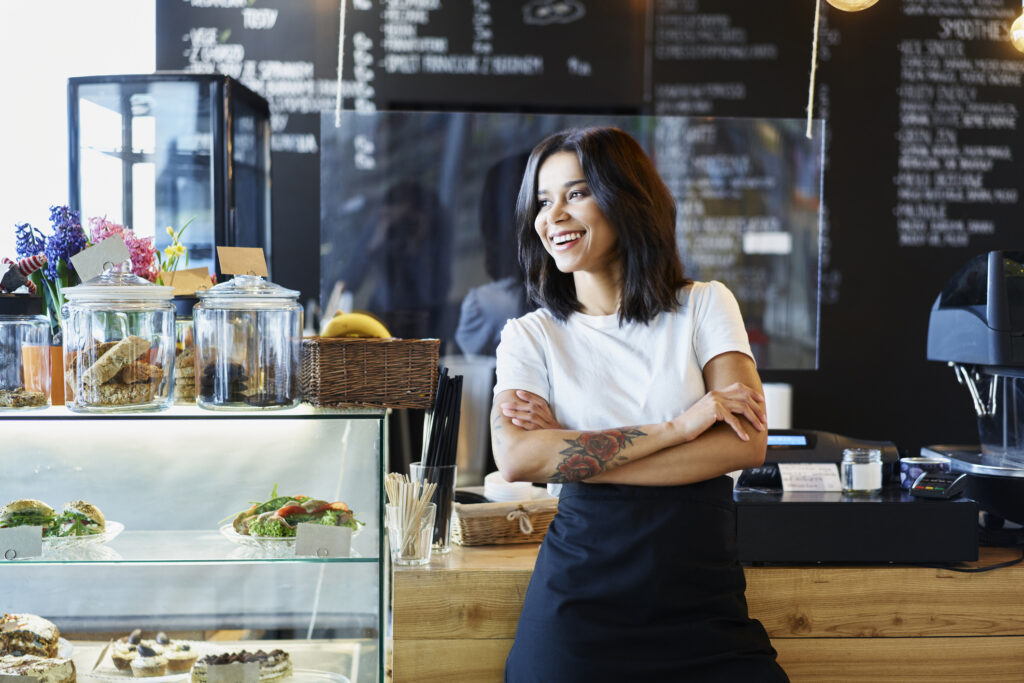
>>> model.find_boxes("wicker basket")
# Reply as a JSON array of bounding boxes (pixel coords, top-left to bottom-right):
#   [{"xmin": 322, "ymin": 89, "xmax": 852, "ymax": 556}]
[
  {"xmin": 301, "ymin": 337, "xmax": 439, "ymax": 409},
  {"xmin": 452, "ymin": 497, "xmax": 558, "ymax": 546}
]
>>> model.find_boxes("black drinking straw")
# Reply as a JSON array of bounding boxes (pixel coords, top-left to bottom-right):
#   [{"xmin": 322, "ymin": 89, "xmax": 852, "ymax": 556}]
[{"xmin": 418, "ymin": 366, "xmax": 463, "ymax": 544}]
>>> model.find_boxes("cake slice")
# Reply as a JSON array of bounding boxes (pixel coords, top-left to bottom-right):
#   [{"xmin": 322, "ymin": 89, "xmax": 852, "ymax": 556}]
[
  {"xmin": 0, "ymin": 655, "xmax": 76, "ymax": 683},
  {"xmin": 0, "ymin": 613, "xmax": 60, "ymax": 658},
  {"xmin": 190, "ymin": 649, "xmax": 291, "ymax": 683}
]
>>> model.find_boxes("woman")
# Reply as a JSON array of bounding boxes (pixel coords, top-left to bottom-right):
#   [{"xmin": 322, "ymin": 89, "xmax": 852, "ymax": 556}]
[{"xmin": 491, "ymin": 127, "xmax": 788, "ymax": 682}]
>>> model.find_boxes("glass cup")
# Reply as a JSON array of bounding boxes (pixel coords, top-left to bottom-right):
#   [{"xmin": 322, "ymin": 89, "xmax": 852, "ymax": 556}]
[
  {"xmin": 409, "ymin": 461, "xmax": 457, "ymax": 554},
  {"xmin": 386, "ymin": 502, "xmax": 436, "ymax": 566}
]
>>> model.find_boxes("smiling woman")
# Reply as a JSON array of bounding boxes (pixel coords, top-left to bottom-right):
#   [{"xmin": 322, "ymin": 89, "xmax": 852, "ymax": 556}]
[{"xmin": 492, "ymin": 126, "xmax": 789, "ymax": 682}]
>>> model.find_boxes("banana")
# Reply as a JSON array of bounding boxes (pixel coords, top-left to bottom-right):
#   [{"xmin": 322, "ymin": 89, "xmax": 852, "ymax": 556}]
[{"xmin": 322, "ymin": 311, "xmax": 392, "ymax": 339}]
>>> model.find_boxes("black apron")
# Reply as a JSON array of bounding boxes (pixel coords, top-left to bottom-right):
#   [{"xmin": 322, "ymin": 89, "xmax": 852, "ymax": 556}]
[{"xmin": 505, "ymin": 476, "xmax": 788, "ymax": 683}]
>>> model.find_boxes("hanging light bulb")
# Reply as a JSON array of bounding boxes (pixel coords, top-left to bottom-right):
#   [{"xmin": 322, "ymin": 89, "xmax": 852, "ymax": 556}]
[
  {"xmin": 1012, "ymin": 2, "xmax": 1024, "ymax": 53},
  {"xmin": 826, "ymin": 0, "xmax": 880, "ymax": 10}
]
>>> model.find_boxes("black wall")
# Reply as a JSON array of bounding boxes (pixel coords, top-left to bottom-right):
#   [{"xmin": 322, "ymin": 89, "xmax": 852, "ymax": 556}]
[{"xmin": 156, "ymin": 0, "xmax": 1024, "ymax": 455}]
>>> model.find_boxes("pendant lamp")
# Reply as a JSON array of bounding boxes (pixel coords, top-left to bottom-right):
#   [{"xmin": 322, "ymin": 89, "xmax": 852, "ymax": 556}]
[
  {"xmin": 826, "ymin": 0, "xmax": 880, "ymax": 10},
  {"xmin": 1012, "ymin": 3, "xmax": 1024, "ymax": 53}
]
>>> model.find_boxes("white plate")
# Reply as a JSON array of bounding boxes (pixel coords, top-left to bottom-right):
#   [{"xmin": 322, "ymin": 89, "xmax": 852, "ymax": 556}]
[
  {"xmin": 219, "ymin": 525, "xmax": 359, "ymax": 555},
  {"xmin": 219, "ymin": 524, "xmax": 297, "ymax": 552},
  {"xmin": 58, "ymin": 638, "xmax": 73, "ymax": 658},
  {"xmin": 290, "ymin": 670, "xmax": 351, "ymax": 683},
  {"xmin": 43, "ymin": 521, "xmax": 124, "ymax": 550},
  {"xmin": 84, "ymin": 641, "xmax": 205, "ymax": 683}
]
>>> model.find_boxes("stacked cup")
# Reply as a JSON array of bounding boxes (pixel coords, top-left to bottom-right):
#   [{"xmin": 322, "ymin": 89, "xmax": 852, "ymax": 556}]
[{"xmin": 484, "ymin": 471, "xmax": 540, "ymax": 502}]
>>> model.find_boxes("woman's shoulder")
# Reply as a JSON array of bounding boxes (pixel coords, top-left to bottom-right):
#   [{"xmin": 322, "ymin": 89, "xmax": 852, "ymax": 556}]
[
  {"xmin": 675, "ymin": 280, "xmax": 735, "ymax": 306},
  {"xmin": 500, "ymin": 307, "xmax": 560, "ymax": 341}
]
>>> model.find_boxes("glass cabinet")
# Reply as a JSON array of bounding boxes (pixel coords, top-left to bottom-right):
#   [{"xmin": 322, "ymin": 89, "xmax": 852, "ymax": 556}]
[
  {"xmin": 0, "ymin": 407, "xmax": 385, "ymax": 683},
  {"xmin": 67, "ymin": 73, "xmax": 272, "ymax": 279}
]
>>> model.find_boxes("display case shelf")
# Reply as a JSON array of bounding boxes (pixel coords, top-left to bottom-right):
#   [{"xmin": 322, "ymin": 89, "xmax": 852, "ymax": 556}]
[{"xmin": 0, "ymin": 407, "xmax": 386, "ymax": 683}]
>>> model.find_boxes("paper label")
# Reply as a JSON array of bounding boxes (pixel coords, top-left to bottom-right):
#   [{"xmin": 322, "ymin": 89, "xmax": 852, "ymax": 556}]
[
  {"xmin": 205, "ymin": 662, "xmax": 259, "ymax": 683},
  {"xmin": 778, "ymin": 463, "xmax": 843, "ymax": 492},
  {"xmin": 216, "ymin": 247, "xmax": 268, "ymax": 277},
  {"xmin": 295, "ymin": 523, "xmax": 352, "ymax": 558},
  {"xmin": 0, "ymin": 526, "xmax": 43, "ymax": 560},
  {"xmin": 71, "ymin": 237, "xmax": 131, "ymax": 283},
  {"xmin": 160, "ymin": 267, "xmax": 212, "ymax": 295}
]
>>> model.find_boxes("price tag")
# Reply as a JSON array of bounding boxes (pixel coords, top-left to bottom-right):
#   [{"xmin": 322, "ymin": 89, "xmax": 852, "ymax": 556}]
[
  {"xmin": 71, "ymin": 236, "xmax": 131, "ymax": 283},
  {"xmin": 206, "ymin": 662, "xmax": 259, "ymax": 683},
  {"xmin": 160, "ymin": 267, "xmax": 212, "ymax": 295},
  {"xmin": 295, "ymin": 523, "xmax": 352, "ymax": 558},
  {"xmin": 216, "ymin": 247, "xmax": 268, "ymax": 277},
  {"xmin": 0, "ymin": 526, "xmax": 43, "ymax": 560},
  {"xmin": 778, "ymin": 463, "xmax": 843, "ymax": 492}
]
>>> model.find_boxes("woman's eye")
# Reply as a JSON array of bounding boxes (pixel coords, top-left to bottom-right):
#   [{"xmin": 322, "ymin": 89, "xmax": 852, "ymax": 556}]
[
  {"xmin": 568, "ymin": 189, "xmax": 586, "ymax": 199},
  {"xmin": 537, "ymin": 198, "xmax": 551, "ymax": 207}
]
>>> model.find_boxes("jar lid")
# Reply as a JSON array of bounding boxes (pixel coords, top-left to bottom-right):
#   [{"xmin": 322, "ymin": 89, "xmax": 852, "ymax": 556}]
[
  {"xmin": 0, "ymin": 294, "xmax": 44, "ymax": 316},
  {"xmin": 63, "ymin": 267, "xmax": 174, "ymax": 301},
  {"xmin": 197, "ymin": 274, "xmax": 299, "ymax": 302}
]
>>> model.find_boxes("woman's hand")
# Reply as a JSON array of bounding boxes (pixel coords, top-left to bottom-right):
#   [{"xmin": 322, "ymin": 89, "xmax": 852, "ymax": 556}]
[
  {"xmin": 499, "ymin": 390, "xmax": 562, "ymax": 431},
  {"xmin": 674, "ymin": 382, "xmax": 766, "ymax": 442}
]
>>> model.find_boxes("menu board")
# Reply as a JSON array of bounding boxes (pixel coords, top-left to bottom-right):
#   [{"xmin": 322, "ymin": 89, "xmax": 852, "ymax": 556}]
[{"xmin": 157, "ymin": 0, "xmax": 1024, "ymax": 453}]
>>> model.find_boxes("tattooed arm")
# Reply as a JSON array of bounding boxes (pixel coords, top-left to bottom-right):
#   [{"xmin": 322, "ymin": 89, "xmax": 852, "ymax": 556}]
[
  {"xmin": 490, "ymin": 353, "xmax": 766, "ymax": 484},
  {"xmin": 491, "ymin": 352, "xmax": 768, "ymax": 486}
]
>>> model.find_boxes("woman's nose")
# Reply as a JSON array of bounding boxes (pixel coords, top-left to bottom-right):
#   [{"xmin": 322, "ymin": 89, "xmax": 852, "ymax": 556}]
[{"xmin": 547, "ymin": 200, "xmax": 568, "ymax": 223}]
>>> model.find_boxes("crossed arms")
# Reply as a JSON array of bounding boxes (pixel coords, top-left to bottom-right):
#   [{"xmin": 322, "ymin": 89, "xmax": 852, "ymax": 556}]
[{"xmin": 489, "ymin": 351, "xmax": 768, "ymax": 487}]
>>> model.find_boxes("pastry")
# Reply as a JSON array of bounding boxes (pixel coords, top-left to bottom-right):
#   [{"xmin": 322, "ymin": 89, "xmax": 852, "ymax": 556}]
[
  {"xmin": 164, "ymin": 643, "xmax": 198, "ymax": 673},
  {"xmin": 0, "ymin": 613, "xmax": 60, "ymax": 658},
  {"xmin": 118, "ymin": 362, "xmax": 165, "ymax": 385},
  {"xmin": 190, "ymin": 649, "xmax": 291, "ymax": 683},
  {"xmin": 0, "ymin": 654, "xmax": 76, "ymax": 683},
  {"xmin": 130, "ymin": 646, "xmax": 168, "ymax": 678},
  {"xmin": 80, "ymin": 336, "xmax": 151, "ymax": 386}
]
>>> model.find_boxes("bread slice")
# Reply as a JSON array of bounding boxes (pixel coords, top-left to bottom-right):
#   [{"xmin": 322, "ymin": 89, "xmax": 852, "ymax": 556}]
[
  {"xmin": 0, "ymin": 655, "xmax": 76, "ymax": 683},
  {"xmin": 0, "ymin": 613, "xmax": 60, "ymax": 658}
]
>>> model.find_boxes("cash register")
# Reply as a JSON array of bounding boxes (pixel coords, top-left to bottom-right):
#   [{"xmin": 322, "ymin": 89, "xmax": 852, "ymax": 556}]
[{"xmin": 733, "ymin": 429, "xmax": 978, "ymax": 564}]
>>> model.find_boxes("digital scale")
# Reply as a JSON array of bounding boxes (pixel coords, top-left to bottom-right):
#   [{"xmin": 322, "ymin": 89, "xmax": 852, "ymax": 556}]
[{"xmin": 733, "ymin": 430, "xmax": 978, "ymax": 564}]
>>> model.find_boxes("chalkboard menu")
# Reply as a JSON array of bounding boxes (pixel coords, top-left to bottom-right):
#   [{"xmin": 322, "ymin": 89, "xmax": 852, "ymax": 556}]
[{"xmin": 156, "ymin": 0, "xmax": 1024, "ymax": 454}]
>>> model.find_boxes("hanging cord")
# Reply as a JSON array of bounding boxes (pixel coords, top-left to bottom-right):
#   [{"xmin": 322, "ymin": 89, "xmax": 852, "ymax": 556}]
[
  {"xmin": 334, "ymin": 0, "xmax": 349, "ymax": 128},
  {"xmin": 806, "ymin": 0, "xmax": 823, "ymax": 139}
]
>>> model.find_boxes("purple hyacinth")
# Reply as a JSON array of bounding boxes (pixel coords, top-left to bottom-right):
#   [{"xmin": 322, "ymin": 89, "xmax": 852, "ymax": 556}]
[
  {"xmin": 43, "ymin": 205, "xmax": 88, "ymax": 280},
  {"xmin": 14, "ymin": 222, "xmax": 45, "ymax": 258}
]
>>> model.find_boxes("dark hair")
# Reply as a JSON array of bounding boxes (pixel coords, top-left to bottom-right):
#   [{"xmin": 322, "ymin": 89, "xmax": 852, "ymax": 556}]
[{"xmin": 514, "ymin": 126, "xmax": 690, "ymax": 324}]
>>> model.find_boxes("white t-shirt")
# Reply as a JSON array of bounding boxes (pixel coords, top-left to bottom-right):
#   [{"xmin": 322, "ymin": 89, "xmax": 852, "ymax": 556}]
[{"xmin": 494, "ymin": 280, "xmax": 754, "ymax": 432}]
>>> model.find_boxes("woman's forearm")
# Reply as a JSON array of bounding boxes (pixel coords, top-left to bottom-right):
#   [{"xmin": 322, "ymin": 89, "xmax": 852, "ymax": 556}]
[
  {"xmin": 490, "ymin": 403, "xmax": 688, "ymax": 483},
  {"xmin": 583, "ymin": 421, "xmax": 767, "ymax": 486}
]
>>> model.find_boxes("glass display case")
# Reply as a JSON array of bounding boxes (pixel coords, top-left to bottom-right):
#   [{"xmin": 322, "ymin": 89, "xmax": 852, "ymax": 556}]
[
  {"xmin": 67, "ymin": 73, "xmax": 271, "ymax": 279},
  {"xmin": 0, "ymin": 407, "xmax": 386, "ymax": 683}
]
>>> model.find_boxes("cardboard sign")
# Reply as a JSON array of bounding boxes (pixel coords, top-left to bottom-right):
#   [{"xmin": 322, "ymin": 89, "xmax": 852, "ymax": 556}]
[
  {"xmin": 205, "ymin": 662, "xmax": 259, "ymax": 683},
  {"xmin": 216, "ymin": 247, "xmax": 268, "ymax": 277},
  {"xmin": 0, "ymin": 525, "xmax": 43, "ymax": 560},
  {"xmin": 295, "ymin": 523, "xmax": 352, "ymax": 558},
  {"xmin": 778, "ymin": 463, "xmax": 843, "ymax": 492},
  {"xmin": 70, "ymin": 236, "xmax": 131, "ymax": 283},
  {"xmin": 160, "ymin": 267, "xmax": 212, "ymax": 295}
]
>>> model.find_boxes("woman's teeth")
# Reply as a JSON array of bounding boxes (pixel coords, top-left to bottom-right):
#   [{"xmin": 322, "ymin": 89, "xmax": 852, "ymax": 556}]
[{"xmin": 552, "ymin": 232, "xmax": 582, "ymax": 245}]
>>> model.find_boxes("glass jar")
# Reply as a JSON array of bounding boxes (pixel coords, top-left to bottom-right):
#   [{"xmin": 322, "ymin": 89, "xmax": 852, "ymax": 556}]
[
  {"xmin": 172, "ymin": 297, "xmax": 198, "ymax": 405},
  {"xmin": 61, "ymin": 267, "xmax": 175, "ymax": 413},
  {"xmin": 193, "ymin": 275, "xmax": 303, "ymax": 410},
  {"xmin": 841, "ymin": 448, "xmax": 883, "ymax": 495},
  {"xmin": 0, "ymin": 294, "xmax": 51, "ymax": 410}
]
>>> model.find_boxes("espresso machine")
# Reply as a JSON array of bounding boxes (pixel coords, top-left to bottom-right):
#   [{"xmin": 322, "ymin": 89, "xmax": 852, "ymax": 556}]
[{"xmin": 925, "ymin": 250, "xmax": 1024, "ymax": 528}]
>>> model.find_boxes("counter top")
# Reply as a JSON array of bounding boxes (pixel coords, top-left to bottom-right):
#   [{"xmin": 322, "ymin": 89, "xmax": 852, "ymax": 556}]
[{"xmin": 393, "ymin": 543, "xmax": 1024, "ymax": 682}]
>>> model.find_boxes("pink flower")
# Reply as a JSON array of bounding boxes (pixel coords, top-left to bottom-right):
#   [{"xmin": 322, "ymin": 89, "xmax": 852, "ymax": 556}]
[{"xmin": 88, "ymin": 216, "xmax": 158, "ymax": 282}]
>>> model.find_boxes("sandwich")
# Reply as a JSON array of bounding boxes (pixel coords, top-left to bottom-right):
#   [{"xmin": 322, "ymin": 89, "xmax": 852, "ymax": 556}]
[
  {"xmin": 228, "ymin": 485, "xmax": 360, "ymax": 538},
  {"xmin": 0, "ymin": 500, "xmax": 55, "ymax": 531},
  {"xmin": 51, "ymin": 501, "xmax": 105, "ymax": 537}
]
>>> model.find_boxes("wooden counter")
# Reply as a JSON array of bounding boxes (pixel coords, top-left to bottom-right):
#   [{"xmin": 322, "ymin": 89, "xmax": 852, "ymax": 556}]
[{"xmin": 392, "ymin": 543, "xmax": 1024, "ymax": 682}]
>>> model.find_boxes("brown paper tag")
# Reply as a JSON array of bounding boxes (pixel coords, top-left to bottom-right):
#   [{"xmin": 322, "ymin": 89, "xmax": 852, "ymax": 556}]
[
  {"xmin": 217, "ymin": 247, "xmax": 268, "ymax": 277},
  {"xmin": 161, "ymin": 267, "xmax": 212, "ymax": 295}
]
